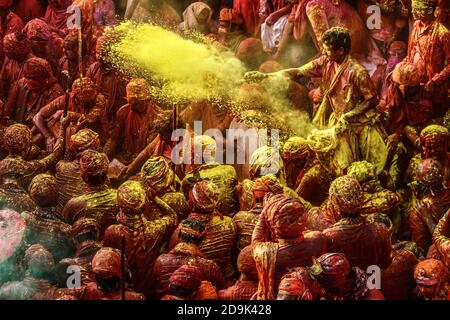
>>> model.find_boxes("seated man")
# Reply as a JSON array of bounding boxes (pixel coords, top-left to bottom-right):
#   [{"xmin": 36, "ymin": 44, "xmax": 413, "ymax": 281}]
[{"xmin": 322, "ymin": 176, "xmax": 392, "ymax": 270}]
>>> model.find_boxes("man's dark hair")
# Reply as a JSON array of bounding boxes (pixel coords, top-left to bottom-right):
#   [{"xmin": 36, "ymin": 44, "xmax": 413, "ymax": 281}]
[
  {"xmin": 321, "ymin": 27, "xmax": 351, "ymax": 54},
  {"xmin": 179, "ymin": 218, "xmax": 205, "ymax": 245},
  {"xmin": 169, "ymin": 283, "xmax": 196, "ymax": 298}
]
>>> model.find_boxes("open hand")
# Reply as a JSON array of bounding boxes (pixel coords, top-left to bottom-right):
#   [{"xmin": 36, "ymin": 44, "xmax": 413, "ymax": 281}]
[{"xmin": 244, "ymin": 71, "xmax": 268, "ymax": 83}]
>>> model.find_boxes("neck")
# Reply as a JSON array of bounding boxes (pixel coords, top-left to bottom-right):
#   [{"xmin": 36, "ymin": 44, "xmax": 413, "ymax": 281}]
[{"xmin": 336, "ymin": 54, "xmax": 348, "ymax": 65}]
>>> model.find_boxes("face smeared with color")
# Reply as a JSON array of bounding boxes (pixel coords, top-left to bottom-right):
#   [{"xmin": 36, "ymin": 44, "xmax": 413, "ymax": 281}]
[
  {"xmin": 323, "ymin": 43, "xmax": 346, "ymax": 62},
  {"xmin": 416, "ymin": 283, "xmax": 439, "ymax": 298},
  {"xmin": 422, "ymin": 141, "xmax": 447, "ymax": 162},
  {"xmin": 29, "ymin": 37, "xmax": 47, "ymax": 58},
  {"xmin": 412, "ymin": 2, "xmax": 435, "ymax": 22}
]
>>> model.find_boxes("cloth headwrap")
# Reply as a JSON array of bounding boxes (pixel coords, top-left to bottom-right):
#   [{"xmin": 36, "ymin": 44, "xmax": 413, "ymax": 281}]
[
  {"xmin": 236, "ymin": 38, "xmax": 264, "ymax": 64},
  {"xmin": 29, "ymin": 174, "xmax": 58, "ymax": 207},
  {"xmin": 126, "ymin": 78, "xmax": 151, "ymax": 101},
  {"xmin": 317, "ymin": 253, "xmax": 351, "ymax": 288},
  {"xmin": 237, "ymin": 245, "xmax": 257, "ymax": 278},
  {"xmin": 392, "ymin": 61, "xmax": 421, "ymax": 86},
  {"xmin": 249, "ymin": 146, "xmax": 282, "ymax": 179},
  {"xmin": 347, "ymin": 161, "xmax": 376, "ymax": 184},
  {"xmin": 64, "ymin": 29, "xmax": 84, "ymax": 50},
  {"xmin": 4, "ymin": 124, "xmax": 31, "ymax": 155},
  {"xmin": 79, "ymin": 149, "xmax": 109, "ymax": 177},
  {"xmin": 262, "ymin": 193, "xmax": 307, "ymax": 239},
  {"xmin": 252, "ymin": 174, "xmax": 284, "ymax": 196},
  {"xmin": 169, "ymin": 265, "xmax": 202, "ymax": 290},
  {"xmin": 117, "ymin": 181, "xmax": 146, "ymax": 213},
  {"xmin": 282, "ymin": 136, "xmax": 309, "ymax": 160},
  {"xmin": 278, "ymin": 272, "xmax": 313, "ymax": 300},
  {"xmin": 416, "ymin": 158, "xmax": 444, "ymax": 188},
  {"xmin": 71, "ymin": 217, "xmax": 99, "ymax": 238},
  {"xmin": 420, "ymin": 125, "xmax": 449, "ymax": 144},
  {"xmin": 92, "ymin": 247, "xmax": 123, "ymax": 279},
  {"xmin": 3, "ymin": 32, "xmax": 29, "ymax": 58},
  {"xmin": 24, "ymin": 57, "xmax": 53, "ymax": 79},
  {"xmin": 141, "ymin": 156, "xmax": 175, "ymax": 192},
  {"xmin": 0, "ymin": 0, "xmax": 13, "ymax": 8},
  {"xmin": 194, "ymin": 281, "xmax": 218, "ymax": 300},
  {"xmin": 189, "ymin": 180, "xmax": 219, "ymax": 213},
  {"xmin": 259, "ymin": 60, "xmax": 282, "ymax": 73},
  {"xmin": 414, "ymin": 259, "xmax": 445, "ymax": 286},
  {"xmin": 192, "ymin": 135, "xmax": 217, "ymax": 163},
  {"xmin": 183, "ymin": 2, "xmax": 212, "ymax": 31},
  {"xmin": 72, "ymin": 77, "xmax": 97, "ymax": 97},
  {"xmin": 329, "ymin": 176, "xmax": 364, "ymax": 215},
  {"xmin": 23, "ymin": 19, "xmax": 51, "ymax": 41},
  {"xmin": 24, "ymin": 244, "xmax": 55, "ymax": 274},
  {"xmin": 69, "ymin": 129, "xmax": 100, "ymax": 155},
  {"xmin": 219, "ymin": 8, "xmax": 244, "ymax": 25}
]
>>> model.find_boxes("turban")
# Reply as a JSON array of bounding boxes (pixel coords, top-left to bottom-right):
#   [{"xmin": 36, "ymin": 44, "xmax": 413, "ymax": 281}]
[
  {"xmin": 392, "ymin": 61, "xmax": 421, "ymax": 86},
  {"xmin": 126, "ymin": 78, "xmax": 151, "ymax": 101},
  {"xmin": 141, "ymin": 156, "xmax": 175, "ymax": 192},
  {"xmin": 236, "ymin": 38, "xmax": 264, "ymax": 65},
  {"xmin": 162, "ymin": 192, "xmax": 188, "ymax": 218},
  {"xmin": 72, "ymin": 0, "xmax": 94, "ymax": 27},
  {"xmin": 3, "ymin": 32, "xmax": 29, "ymax": 58},
  {"xmin": 414, "ymin": 259, "xmax": 446, "ymax": 286},
  {"xmin": 4, "ymin": 124, "xmax": 32, "ymax": 155},
  {"xmin": 219, "ymin": 8, "xmax": 244, "ymax": 25},
  {"xmin": 262, "ymin": 193, "xmax": 307, "ymax": 239},
  {"xmin": 0, "ymin": 0, "xmax": 13, "ymax": 9},
  {"xmin": 179, "ymin": 217, "xmax": 205, "ymax": 240},
  {"xmin": 259, "ymin": 60, "xmax": 282, "ymax": 73},
  {"xmin": 189, "ymin": 180, "xmax": 219, "ymax": 213},
  {"xmin": 117, "ymin": 181, "xmax": 147, "ymax": 213},
  {"xmin": 169, "ymin": 265, "xmax": 202, "ymax": 290},
  {"xmin": 64, "ymin": 29, "xmax": 85, "ymax": 50},
  {"xmin": 252, "ymin": 174, "xmax": 284, "ymax": 196},
  {"xmin": 79, "ymin": 149, "xmax": 109, "ymax": 177},
  {"xmin": 71, "ymin": 218, "xmax": 99, "ymax": 238},
  {"xmin": 24, "ymin": 57, "xmax": 53, "ymax": 79},
  {"xmin": 249, "ymin": 146, "xmax": 282, "ymax": 179},
  {"xmin": 282, "ymin": 136, "xmax": 309, "ymax": 160},
  {"xmin": 69, "ymin": 129, "xmax": 100, "ymax": 155},
  {"xmin": 72, "ymin": 77, "xmax": 97, "ymax": 98},
  {"xmin": 192, "ymin": 135, "xmax": 217, "ymax": 163},
  {"xmin": 278, "ymin": 271, "xmax": 313, "ymax": 300},
  {"xmin": 237, "ymin": 245, "xmax": 257, "ymax": 279},
  {"xmin": 182, "ymin": 2, "xmax": 212, "ymax": 31},
  {"xmin": 329, "ymin": 176, "xmax": 364, "ymax": 215},
  {"xmin": 23, "ymin": 19, "xmax": 51, "ymax": 41},
  {"xmin": 416, "ymin": 158, "xmax": 444, "ymax": 188},
  {"xmin": 24, "ymin": 244, "xmax": 55, "ymax": 275},
  {"xmin": 29, "ymin": 174, "xmax": 59, "ymax": 207},
  {"xmin": 317, "ymin": 253, "xmax": 351, "ymax": 288},
  {"xmin": 347, "ymin": 161, "xmax": 377, "ymax": 184},
  {"xmin": 420, "ymin": 125, "xmax": 449, "ymax": 144},
  {"xmin": 92, "ymin": 247, "xmax": 123, "ymax": 279},
  {"xmin": 195, "ymin": 281, "xmax": 218, "ymax": 300}
]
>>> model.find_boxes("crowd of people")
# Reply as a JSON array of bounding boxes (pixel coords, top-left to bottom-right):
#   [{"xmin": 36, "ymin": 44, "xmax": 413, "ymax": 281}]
[{"xmin": 0, "ymin": 0, "xmax": 449, "ymax": 300}]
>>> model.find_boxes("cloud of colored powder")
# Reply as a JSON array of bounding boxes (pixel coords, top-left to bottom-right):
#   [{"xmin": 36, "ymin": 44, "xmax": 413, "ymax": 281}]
[{"xmin": 105, "ymin": 22, "xmax": 246, "ymax": 105}]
